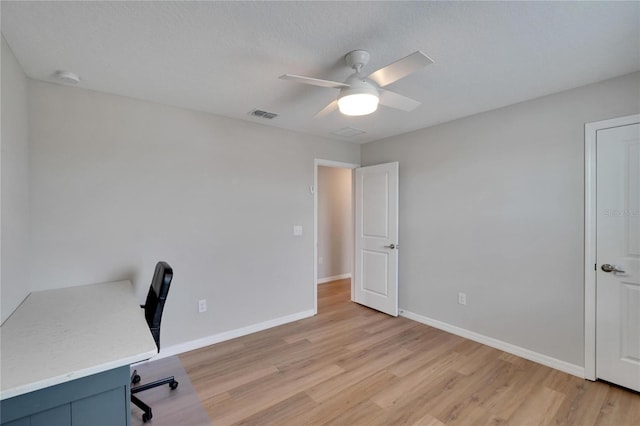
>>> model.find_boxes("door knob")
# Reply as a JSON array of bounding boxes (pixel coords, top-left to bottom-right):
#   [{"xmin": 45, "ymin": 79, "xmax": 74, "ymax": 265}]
[
  {"xmin": 601, "ymin": 264, "xmax": 625, "ymax": 273},
  {"xmin": 384, "ymin": 244, "xmax": 397, "ymax": 249}
]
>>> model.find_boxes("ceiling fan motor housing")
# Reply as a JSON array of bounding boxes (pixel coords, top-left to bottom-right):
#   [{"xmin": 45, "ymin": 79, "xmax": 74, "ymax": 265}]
[{"xmin": 340, "ymin": 74, "xmax": 379, "ymax": 98}]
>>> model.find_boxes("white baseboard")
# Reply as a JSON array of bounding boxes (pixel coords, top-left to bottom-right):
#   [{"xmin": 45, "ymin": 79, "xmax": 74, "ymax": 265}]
[
  {"xmin": 399, "ymin": 309, "xmax": 585, "ymax": 379},
  {"xmin": 317, "ymin": 273, "xmax": 351, "ymax": 284},
  {"xmin": 144, "ymin": 309, "xmax": 315, "ymax": 363}
]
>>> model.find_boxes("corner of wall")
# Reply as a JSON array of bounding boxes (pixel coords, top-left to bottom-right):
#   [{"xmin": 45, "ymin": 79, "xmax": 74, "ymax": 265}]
[{"xmin": 1, "ymin": 35, "xmax": 31, "ymax": 323}]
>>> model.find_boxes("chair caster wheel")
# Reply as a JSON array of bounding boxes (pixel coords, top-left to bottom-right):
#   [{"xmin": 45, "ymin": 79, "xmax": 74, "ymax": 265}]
[
  {"xmin": 142, "ymin": 411, "xmax": 152, "ymax": 422},
  {"xmin": 132, "ymin": 374, "xmax": 141, "ymax": 384},
  {"xmin": 169, "ymin": 380, "xmax": 179, "ymax": 390}
]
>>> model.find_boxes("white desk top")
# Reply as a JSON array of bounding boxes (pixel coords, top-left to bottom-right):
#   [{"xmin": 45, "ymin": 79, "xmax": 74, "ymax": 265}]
[{"xmin": 0, "ymin": 280, "xmax": 157, "ymax": 400}]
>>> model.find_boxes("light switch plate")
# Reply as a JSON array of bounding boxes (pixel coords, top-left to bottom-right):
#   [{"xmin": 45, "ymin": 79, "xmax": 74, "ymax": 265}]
[
  {"xmin": 457, "ymin": 292, "xmax": 467, "ymax": 305},
  {"xmin": 293, "ymin": 225, "xmax": 303, "ymax": 236}
]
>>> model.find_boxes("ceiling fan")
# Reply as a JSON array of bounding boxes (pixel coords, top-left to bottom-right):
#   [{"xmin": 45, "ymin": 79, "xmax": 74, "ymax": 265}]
[{"xmin": 279, "ymin": 50, "xmax": 433, "ymax": 117}]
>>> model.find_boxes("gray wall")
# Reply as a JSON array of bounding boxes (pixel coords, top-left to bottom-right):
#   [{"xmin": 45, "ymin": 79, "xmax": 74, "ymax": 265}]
[
  {"xmin": 317, "ymin": 166, "xmax": 352, "ymax": 281},
  {"xmin": 1, "ymin": 36, "xmax": 30, "ymax": 323},
  {"xmin": 26, "ymin": 80, "xmax": 360, "ymax": 348},
  {"xmin": 361, "ymin": 72, "xmax": 640, "ymax": 366}
]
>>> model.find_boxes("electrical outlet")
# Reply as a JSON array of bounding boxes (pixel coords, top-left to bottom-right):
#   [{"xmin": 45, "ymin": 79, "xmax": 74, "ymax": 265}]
[
  {"xmin": 293, "ymin": 225, "xmax": 303, "ymax": 236},
  {"xmin": 457, "ymin": 292, "xmax": 467, "ymax": 305},
  {"xmin": 198, "ymin": 299, "xmax": 207, "ymax": 313}
]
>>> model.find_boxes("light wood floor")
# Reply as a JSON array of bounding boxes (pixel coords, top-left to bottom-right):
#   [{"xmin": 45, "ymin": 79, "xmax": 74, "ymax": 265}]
[{"xmin": 180, "ymin": 279, "xmax": 640, "ymax": 425}]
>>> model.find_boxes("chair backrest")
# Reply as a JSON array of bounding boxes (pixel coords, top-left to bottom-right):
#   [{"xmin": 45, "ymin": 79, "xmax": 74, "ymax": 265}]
[{"xmin": 143, "ymin": 261, "xmax": 173, "ymax": 351}]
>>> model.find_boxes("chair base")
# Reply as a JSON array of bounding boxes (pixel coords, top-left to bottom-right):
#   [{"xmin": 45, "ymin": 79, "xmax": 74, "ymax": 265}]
[
  {"xmin": 131, "ymin": 394, "xmax": 153, "ymax": 422},
  {"xmin": 131, "ymin": 371, "xmax": 179, "ymax": 423},
  {"xmin": 131, "ymin": 375, "xmax": 178, "ymax": 394}
]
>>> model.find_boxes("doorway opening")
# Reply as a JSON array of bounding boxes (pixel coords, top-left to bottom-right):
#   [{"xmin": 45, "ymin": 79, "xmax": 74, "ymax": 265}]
[{"xmin": 313, "ymin": 160, "xmax": 359, "ymax": 314}]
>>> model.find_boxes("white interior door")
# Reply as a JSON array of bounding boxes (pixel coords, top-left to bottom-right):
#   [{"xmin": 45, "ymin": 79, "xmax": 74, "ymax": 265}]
[
  {"xmin": 596, "ymin": 122, "xmax": 640, "ymax": 392},
  {"xmin": 354, "ymin": 162, "xmax": 399, "ymax": 316}
]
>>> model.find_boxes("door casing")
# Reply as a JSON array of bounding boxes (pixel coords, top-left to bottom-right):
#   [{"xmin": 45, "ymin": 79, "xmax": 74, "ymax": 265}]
[{"xmin": 584, "ymin": 113, "xmax": 640, "ymax": 380}]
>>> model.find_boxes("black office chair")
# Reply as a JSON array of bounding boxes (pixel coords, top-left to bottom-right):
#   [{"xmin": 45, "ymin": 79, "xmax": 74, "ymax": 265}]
[{"xmin": 131, "ymin": 261, "xmax": 178, "ymax": 423}]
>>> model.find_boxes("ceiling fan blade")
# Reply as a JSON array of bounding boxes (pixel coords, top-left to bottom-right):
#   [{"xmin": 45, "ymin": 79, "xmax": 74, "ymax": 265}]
[
  {"xmin": 368, "ymin": 51, "xmax": 434, "ymax": 87},
  {"xmin": 279, "ymin": 74, "xmax": 349, "ymax": 89},
  {"xmin": 314, "ymin": 100, "xmax": 338, "ymax": 118},
  {"xmin": 378, "ymin": 89, "xmax": 421, "ymax": 112}
]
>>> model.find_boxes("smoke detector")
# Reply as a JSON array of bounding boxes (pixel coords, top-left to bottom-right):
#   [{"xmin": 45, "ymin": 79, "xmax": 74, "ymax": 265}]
[{"xmin": 54, "ymin": 70, "xmax": 80, "ymax": 84}]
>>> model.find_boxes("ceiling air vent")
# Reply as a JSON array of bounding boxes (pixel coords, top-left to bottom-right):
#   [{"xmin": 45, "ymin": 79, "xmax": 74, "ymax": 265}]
[
  {"xmin": 330, "ymin": 127, "xmax": 366, "ymax": 138},
  {"xmin": 249, "ymin": 109, "xmax": 279, "ymax": 120}
]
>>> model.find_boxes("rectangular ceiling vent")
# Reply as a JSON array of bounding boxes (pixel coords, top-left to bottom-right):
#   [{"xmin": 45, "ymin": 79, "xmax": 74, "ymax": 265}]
[
  {"xmin": 249, "ymin": 109, "xmax": 279, "ymax": 120},
  {"xmin": 330, "ymin": 127, "xmax": 367, "ymax": 138}
]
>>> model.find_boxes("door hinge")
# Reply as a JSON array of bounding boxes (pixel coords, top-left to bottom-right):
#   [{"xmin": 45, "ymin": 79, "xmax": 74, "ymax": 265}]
[{"xmin": 595, "ymin": 263, "xmax": 597, "ymax": 271}]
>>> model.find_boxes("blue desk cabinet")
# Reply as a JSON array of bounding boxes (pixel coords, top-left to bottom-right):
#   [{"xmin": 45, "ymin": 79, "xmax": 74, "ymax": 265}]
[
  {"xmin": 1, "ymin": 281, "xmax": 156, "ymax": 426},
  {"xmin": 1, "ymin": 366, "xmax": 130, "ymax": 426}
]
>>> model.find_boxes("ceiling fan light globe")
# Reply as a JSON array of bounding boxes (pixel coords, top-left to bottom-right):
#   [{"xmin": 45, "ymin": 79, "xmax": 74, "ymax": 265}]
[{"xmin": 338, "ymin": 93, "xmax": 379, "ymax": 116}]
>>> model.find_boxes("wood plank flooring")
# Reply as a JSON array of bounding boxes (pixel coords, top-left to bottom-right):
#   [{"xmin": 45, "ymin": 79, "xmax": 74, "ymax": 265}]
[{"xmin": 180, "ymin": 279, "xmax": 640, "ymax": 425}]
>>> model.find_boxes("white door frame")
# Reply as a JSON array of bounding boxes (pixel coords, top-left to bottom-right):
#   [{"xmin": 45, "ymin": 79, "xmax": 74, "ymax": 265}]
[
  {"xmin": 313, "ymin": 159, "xmax": 360, "ymax": 314},
  {"xmin": 584, "ymin": 113, "xmax": 640, "ymax": 380}
]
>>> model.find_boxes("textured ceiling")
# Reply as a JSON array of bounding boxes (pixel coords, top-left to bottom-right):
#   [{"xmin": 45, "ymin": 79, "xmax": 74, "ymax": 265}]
[{"xmin": 2, "ymin": 1, "xmax": 639, "ymax": 143}]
